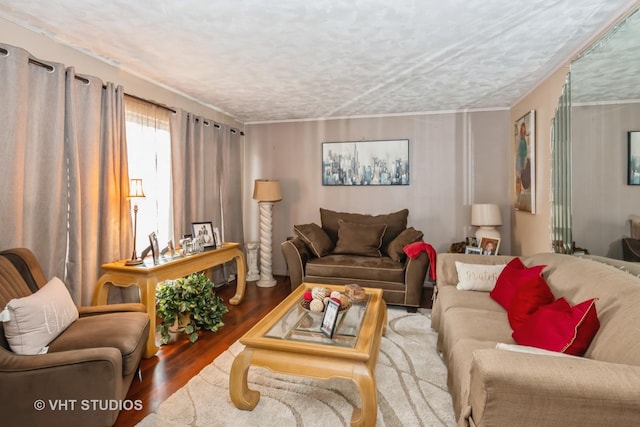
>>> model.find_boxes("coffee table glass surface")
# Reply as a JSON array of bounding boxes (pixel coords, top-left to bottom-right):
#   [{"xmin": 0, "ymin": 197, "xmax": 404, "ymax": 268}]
[{"xmin": 264, "ymin": 293, "xmax": 370, "ymax": 347}]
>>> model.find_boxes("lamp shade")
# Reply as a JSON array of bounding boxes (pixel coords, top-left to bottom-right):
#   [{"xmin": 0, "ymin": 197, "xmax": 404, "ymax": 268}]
[
  {"xmin": 471, "ymin": 204, "xmax": 502, "ymax": 226},
  {"xmin": 252, "ymin": 179, "xmax": 282, "ymax": 202},
  {"xmin": 127, "ymin": 178, "xmax": 145, "ymax": 199}
]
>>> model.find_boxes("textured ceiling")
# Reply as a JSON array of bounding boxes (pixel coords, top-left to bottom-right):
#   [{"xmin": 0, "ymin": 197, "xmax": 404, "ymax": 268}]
[
  {"xmin": 572, "ymin": 6, "xmax": 640, "ymax": 104},
  {"xmin": 0, "ymin": 1, "xmax": 637, "ymax": 122}
]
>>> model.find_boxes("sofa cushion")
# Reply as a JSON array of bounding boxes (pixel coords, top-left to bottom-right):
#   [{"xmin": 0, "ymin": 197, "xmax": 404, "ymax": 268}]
[
  {"xmin": 332, "ymin": 220, "xmax": 387, "ymax": 257},
  {"xmin": 320, "ymin": 208, "xmax": 408, "ymax": 254},
  {"xmin": 507, "ymin": 275, "xmax": 555, "ymax": 330},
  {"xmin": 305, "ymin": 254, "xmax": 405, "ymax": 283},
  {"xmin": 387, "ymin": 227, "xmax": 424, "ymax": 262},
  {"xmin": 2, "ymin": 277, "xmax": 79, "ymax": 355},
  {"xmin": 441, "ymin": 307, "xmax": 513, "ymax": 361},
  {"xmin": 455, "ymin": 262, "xmax": 506, "ymax": 292},
  {"xmin": 294, "ymin": 223, "xmax": 334, "ymax": 257},
  {"xmin": 512, "ymin": 297, "xmax": 600, "ymax": 356},
  {"xmin": 48, "ymin": 311, "xmax": 149, "ymax": 376},
  {"xmin": 490, "ymin": 257, "xmax": 546, "ymax": 310}
]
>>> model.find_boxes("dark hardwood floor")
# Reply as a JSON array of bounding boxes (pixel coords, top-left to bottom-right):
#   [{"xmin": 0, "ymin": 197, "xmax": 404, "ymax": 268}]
[{"xmin": 114, "ymin": 277, "xmax": 433, "ymax": 426}]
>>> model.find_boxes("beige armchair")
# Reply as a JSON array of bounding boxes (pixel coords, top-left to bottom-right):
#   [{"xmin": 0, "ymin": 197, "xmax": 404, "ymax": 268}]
[{"xmin": 0, "ymin": 248, "xmax": 149, "ymax": 427}]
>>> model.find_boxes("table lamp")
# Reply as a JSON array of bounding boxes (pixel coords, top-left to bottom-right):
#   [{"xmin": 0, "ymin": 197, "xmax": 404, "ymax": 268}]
[
  {"xmin": 471, "ymin": 203, "xmax": 502, "ymax": 240},
  {"xmin": 252, "ymin": 179, "xmax": 282, "ymax": 287},
  {"xmin": 125, "ymin": 178, "xmax": 146, "ymax": 266}
]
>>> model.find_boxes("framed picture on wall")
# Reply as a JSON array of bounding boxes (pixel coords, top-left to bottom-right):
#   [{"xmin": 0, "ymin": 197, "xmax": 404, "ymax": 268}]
[
  {"xmin": 628, "ymin": 131, "xmax": 640, "ymax": 185},
  {"xmin": 514, "ymin": 110, "xmax": 536, "ymax": 213},
  {"xmin": 321, "ymin": 139, "xmax": 409, "ymax": 186}
]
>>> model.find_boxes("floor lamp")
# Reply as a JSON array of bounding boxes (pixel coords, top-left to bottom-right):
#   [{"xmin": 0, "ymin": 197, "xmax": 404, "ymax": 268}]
[
  {"xmin": 252, "ymin": 179, "xmax": 282, "ymax": 287},
  {"xmin": 125, "ymin": 178, "xmax": 146, "ymax": 266}
]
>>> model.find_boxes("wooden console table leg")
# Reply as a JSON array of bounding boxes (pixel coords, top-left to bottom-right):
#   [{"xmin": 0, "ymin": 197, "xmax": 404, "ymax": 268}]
[
  {"xmin": 92, "ymin": 275, "xmax": 112, "ymax": 306},
  {"xmin": 139, "ymin": 277, "xmax": 159, "ymax": 358},
  {"xmin": 229, "ymin": 348, "xmax": 260, "ymax": 410},
  {"xmin": 229, "ymin": 249, "xmax": 247, "ymax": 305}
]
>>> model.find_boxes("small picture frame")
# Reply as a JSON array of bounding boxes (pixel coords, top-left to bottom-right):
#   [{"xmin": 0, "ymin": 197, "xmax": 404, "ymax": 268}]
[
  {"xmin": 479, "ymin": 237, "xmax": 501, "ymax": 255},
  {"xmin": 149, "ymin": 232, "xmax": 160, "ymax": 265},
  {"xmin": 192, "ymin": 221, "xmax": 216, "ymax": 249},
  {"xmin": 465, "ymin": 236, "xmax": 478, "ymax": 247},
  {"xmin": 212, "ymin": 227, "xmax": 222, "ymax": 248},
  {"xmin": 465, "ymin": 246, "xmax": 483, "ymax": 255},
  {"xmin": 320, "ymin": 299, "xmax": 341, "ymax": 338}
]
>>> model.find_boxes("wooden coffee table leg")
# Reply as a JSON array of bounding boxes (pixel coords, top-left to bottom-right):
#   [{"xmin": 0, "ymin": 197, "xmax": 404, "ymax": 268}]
[
  {"xmin": 351, "ymin": 363, "xmax": 377, "ymax": 427},
  {"xmin": 229, "ymin": 348, "xmax": 260, "ymax": 410}
]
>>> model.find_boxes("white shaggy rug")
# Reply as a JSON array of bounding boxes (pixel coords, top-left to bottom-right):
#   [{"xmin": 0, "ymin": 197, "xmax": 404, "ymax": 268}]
[{"xmin": 137, "ymin": 307, "xmax": 455, "ymax": 426}]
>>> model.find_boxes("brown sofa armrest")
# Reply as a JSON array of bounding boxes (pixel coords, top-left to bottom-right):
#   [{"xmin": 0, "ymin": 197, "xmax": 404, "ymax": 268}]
[
  {"xmin": 0, "ymin": 346, "xmax": 124, "ymax": 425},
  {"xmin": 281, "ymin": 238, "xmax": 313, "ymax": 291},
  {"xmin": 78, "ymin": 303, "xmax": 147, "ymax": 317},
  {"xmin": 404, "ymin": 251, "xmax": 429, "ymax": 307},
  {"xmin": 464, "ymin": 349, "xmax": 640, "ymax": 427}
]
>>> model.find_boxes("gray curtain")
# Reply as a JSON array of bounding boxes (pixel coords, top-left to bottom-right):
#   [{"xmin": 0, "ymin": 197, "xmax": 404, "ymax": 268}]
[
  {"xmin": 0, "ymin": 43, "xmax": 67, "ymax": 282},
  {"xmin": 0, "ymin": 44, "xmax": 132, "ymax": 305},
  {"xmin": 170, "ymin": 110, "xmax": 244, "ymax": 282},
  {"xmin": 66, "ymin": 72, "xmax": 132, "ymax": 305}
]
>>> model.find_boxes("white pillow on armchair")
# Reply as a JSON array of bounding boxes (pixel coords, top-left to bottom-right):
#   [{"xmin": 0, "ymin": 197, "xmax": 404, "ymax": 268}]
[{"xmin": 1, "ymin": 277, "xmax": 79, "ymax": 355}]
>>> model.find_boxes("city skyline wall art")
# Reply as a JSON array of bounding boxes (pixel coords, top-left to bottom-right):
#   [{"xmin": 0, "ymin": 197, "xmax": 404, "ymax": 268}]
[{"xmin": 322, "ymin": 139, "xmax": 409, "ymax": 186}]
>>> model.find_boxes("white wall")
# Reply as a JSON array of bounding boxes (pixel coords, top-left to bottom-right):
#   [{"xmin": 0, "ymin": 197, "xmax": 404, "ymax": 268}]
[
  {"xmin": 572, "ymin": 102, "xmax": 640, "ymax": 258},
  {"xmin": 244, "ymin": 110, "xmax": 511, "ymax": 275}
]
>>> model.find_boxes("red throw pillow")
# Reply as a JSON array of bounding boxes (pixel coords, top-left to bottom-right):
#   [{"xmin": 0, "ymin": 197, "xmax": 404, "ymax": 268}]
[
  {"xmin": 507, "ymin": 275, "xmax": 555, "ymax": 330},
  {"xmin": 512, "ymin": 297, "xmax": 600, "ymax": 356},
  {"xmin": 490, "ymin": 258, "xmax": 546, "ymax": 310}
]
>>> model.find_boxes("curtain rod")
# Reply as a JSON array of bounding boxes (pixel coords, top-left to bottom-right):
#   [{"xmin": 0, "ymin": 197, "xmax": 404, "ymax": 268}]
[{"xmin": 18, "ymin": 51, "xmax": 245, "ymax": 136}]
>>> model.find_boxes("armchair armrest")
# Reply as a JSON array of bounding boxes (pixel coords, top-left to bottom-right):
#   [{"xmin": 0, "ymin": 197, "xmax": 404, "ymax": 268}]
[
  {"xmin": 78, "ymin": 302, "xmax": 146, "ymax": 317},
  {"xmin": 464, "ymin": 349, "xmax": 640, "ymax": 426},
  {"xmin": 281, "ymin": 238, "xmax": 313, "ymax": 291},
  {"xmin": 0, "ymin": 346, "xmax": 124, "ymax": 425}
]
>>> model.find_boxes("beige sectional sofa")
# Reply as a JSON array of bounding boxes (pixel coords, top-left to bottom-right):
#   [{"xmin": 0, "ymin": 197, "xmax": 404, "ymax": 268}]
[{"xmin": 434, "ymin": 252, "xmax": 640, "ymax": 427}]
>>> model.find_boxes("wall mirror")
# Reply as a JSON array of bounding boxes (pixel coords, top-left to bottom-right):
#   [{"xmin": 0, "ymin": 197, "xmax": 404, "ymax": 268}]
[{"xmin": 552, "ymin": 5, "xmax": 640, "ymax": 259}]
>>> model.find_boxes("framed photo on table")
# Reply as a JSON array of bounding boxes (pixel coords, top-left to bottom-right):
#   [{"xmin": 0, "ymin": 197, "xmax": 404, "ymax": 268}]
[
  {"xmin": 213, "ymin": 227, "xmax": 222, "ymax": 248},
  {"xmin": 149, "ymin": 232, "xmax": 160, "ymax": 265},
  {"xmin": 464, "ymin": 246, "xmax": 483, "ymax": 255},
  {"xmin": 480, "ymin": 237, "xmax": 501, "ymax": 255},
  {"xmin": 192, "ymin": 221, "xmax": 216, "ymax": 249},
  {"xmin": 320, "ymin": 299, "xmax": 341, "ymax": 338}
]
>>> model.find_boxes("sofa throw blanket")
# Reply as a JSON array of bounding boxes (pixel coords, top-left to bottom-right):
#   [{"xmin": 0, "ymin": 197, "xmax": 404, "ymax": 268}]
[{"xmin": 404, "ymin": 242, "xmax": 437, "ymax": 280}]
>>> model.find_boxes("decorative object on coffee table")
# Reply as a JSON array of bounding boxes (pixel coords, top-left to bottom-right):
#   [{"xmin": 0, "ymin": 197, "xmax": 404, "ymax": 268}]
[
  {"xmin": 155, "ymin": 272, "xmax": 228, "ymax": 344},
  {"xmin": 252, "ymin": 179, "xmax": 282, "ymax": 287}
]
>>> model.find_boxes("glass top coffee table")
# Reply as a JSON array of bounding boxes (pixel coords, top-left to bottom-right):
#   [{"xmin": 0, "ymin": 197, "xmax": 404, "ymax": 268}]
[{"xmin": 229, "ymin": 283, "xmax": 387, "ymax": 427}]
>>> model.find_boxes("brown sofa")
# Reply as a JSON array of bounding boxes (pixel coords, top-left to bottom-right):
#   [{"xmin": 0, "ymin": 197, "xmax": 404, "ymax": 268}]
[
  {"xmin": 0, "ymin": 248, "xmax": 150, "ymax": 427},
  {"xmin": 434, "ymin": 252, "xmax": 640, "ymax": 426},
  {"xmin": 281, "ymin": 208, "xmax": 430, "ymax": 311}
]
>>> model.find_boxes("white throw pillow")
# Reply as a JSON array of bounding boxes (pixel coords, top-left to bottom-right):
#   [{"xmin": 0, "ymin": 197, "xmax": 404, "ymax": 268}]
[
  {"xmin": 455, "ymin": 262, "xmax": 506, "ymax": 291},
  {"xmin": 1, "ymin": 277, "xmax": 79, "ymax": 355}
]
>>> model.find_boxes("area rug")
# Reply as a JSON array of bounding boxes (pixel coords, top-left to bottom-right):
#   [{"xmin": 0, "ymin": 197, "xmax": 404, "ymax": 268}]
[{"xmin": 137, "ymin": 308, "xmax": 455, "ymax": 426}]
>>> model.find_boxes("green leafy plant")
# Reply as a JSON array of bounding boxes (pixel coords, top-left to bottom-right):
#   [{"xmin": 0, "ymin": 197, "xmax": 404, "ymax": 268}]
[{"xmin": 155, "ymin": 272, "xmax": 229, "ymax": 344}]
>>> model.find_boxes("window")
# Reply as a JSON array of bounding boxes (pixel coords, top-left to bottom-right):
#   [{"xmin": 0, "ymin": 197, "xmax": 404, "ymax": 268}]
[{"xmin": 125, "ymin": 97, "xmax": 173, "ymax": 253}]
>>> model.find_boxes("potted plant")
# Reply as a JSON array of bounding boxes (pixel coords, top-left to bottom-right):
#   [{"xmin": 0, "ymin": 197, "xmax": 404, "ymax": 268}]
[{"xmin": 155, "ymin": 272, "xmax": 229, "ymax": 344}]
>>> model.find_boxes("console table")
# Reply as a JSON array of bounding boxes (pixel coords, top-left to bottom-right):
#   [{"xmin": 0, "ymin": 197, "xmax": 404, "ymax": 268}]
[{"xmin": 93, "ymin": 242, "xmax": 247, "ymax": 358}]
